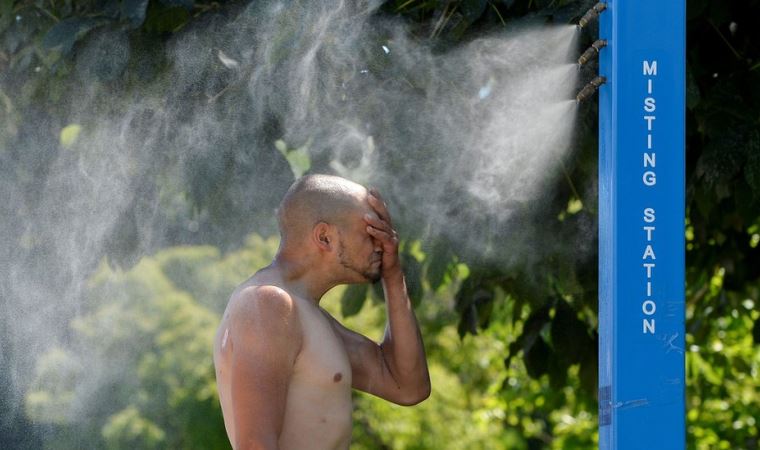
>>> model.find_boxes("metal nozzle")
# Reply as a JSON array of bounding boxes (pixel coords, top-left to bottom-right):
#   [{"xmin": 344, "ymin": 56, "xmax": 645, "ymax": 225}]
[
  {"xmin": 578, "ymin": 2, "xmax": 607, "ymax": 28},
  {"xmin": 576, "ymin": 76, "xmax": 606, "ymax": 102},
  {"xmin": 578, "ymin": 39, "xmax": 607, "ymax": 66}
]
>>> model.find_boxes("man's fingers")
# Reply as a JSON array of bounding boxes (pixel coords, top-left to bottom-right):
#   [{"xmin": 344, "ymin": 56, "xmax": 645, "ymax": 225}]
[
  {"xmin": 366, "ymin": 226, "xmax": 398, "ymax": 244},
  {"xmin": 368, "ymin": 190, "xmax": 392, "ymax": 225},
  {"xmin": 363, "ymin": 214, "xmax": 392, "ymax": 233}
]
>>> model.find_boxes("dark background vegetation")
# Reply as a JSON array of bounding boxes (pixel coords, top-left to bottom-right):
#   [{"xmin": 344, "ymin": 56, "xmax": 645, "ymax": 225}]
[{"xmin": 1, "ymin": 0, "xmax": 759, "ymax": 448}]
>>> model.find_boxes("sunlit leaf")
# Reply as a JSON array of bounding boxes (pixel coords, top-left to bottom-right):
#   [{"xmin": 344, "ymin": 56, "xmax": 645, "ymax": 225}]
[
  {"xmin": 59, "ymin": 124, "xmax": 82, "ymax": 149},
  {"xmin": 275, "ymin": 140, "xmax": 311, "ymax": 179}
]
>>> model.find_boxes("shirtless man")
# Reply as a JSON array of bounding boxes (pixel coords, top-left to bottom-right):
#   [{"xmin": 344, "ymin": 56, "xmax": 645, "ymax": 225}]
[{"xmin": 212, "ymin": 174, "xmax": 431, "ymax": 450}]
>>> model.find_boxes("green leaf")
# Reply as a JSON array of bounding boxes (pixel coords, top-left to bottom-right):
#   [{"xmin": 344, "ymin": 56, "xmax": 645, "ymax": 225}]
[
  {"xmin": 454, "ymin": 277, "xmax": 476, "ymax": 314},
  {"xmin": 369, "ymin": 280, "xmax": 384, "ymax": 304},
  {"xmin": 504, "ymin": 304, "xmax": 550, "ymax": 365},
  {"xmin": 286, "ymin": 149, "xmax": 311, "ymax": 179},
  {"xmin": 474, "ymin": 289, "xmax": 494, "ymax": 329},
  {"xmin": 340, "ymin": 284, "xmax": 367, "ymax": 318},
  {"xmin": 578, "ymin": 336, "xmax": 598, "ymax": 395},
  {"xmin": 550, "ymin": 299, "xmax": 591, "ymax": 366},
  {"xmin": 402, "ymin": 253, "xmax": 423, "ymax": 308},
  {"xmin": 0, "ymin": 0, "xmax": 13, "ymax": 34},
  {"xmin": 425, "ymin": 240, "xmax": 452, "ymax": 291},
  {"xmin": 275, "ymin": 140, "xmax": 311, "ymax": 179},
  {"xmin": 457, "ymin": 304, "xmax": 478, "ymax": 338},
  {"xmin": 59, "ymin": 124, "xmax": 82, "ymax": 149},
  {"xmin": 523, "ymin": 336, "xmax": 551, "ymax": 378},
  {"xmin": 42, "ymin": 17, "xmax": 102, "ymax": 55},
  {"xmin": 547, "ymin": 356, "xmax": 568, "ymax": 390}
]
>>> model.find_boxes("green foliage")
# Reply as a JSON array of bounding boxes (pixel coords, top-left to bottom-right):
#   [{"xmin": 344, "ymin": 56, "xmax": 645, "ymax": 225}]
[
  {"xmin": 22, "ymin": 235, "xmax": 281, "ymax": 449},
  {"xmin": 101, "ymin": 406, "xmax": 166, "ymax": 450},
  {"xmin": 682, "ymin": 1, "xmax": 760, "ymax": 447},
  {"xmin": 28, "ymin": 259, "xmax": 211, "ymax": 447}
]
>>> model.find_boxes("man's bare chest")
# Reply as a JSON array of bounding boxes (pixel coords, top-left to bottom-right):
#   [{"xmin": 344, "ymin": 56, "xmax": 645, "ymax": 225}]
[{"xmin": 290, "ymin": 303, "xmax": 353, "ymax": 392}]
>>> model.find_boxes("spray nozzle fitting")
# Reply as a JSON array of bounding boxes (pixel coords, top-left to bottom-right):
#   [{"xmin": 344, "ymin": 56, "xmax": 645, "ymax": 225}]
[
  {"xmin": 578, "ymin": 2, "xmax": 607, "ymax": 28},
  {"xmin": 576, "ymin": 76, "xmax": 606, "ymax": 103},
  {"xmin": 578, "ymin": 39, "xmax": 607, "ymax": 66}
]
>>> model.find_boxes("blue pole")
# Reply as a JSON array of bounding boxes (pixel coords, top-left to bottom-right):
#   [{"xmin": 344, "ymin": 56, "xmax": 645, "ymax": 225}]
[{"xmin": 598, "ymin": 1, "xmax": 686, "ymax": 449}]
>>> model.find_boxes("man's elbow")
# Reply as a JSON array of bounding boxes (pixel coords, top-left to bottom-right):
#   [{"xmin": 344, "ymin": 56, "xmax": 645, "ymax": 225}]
[{"xmin": 397, "ymin": 380, "xmax": 431, "ymax": 406}]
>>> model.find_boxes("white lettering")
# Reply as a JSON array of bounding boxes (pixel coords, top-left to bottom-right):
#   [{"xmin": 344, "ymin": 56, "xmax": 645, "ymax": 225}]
[
  {"xmin": 642, "ymin": 60, "xmax": 659, "ymax": 336},
  {"xmin": 643, "ymin": 263, "xmax": 655, "ymax": 278},
  {"xmin": 644, "ymin": 97, "xmax": 656, "ymax": 112},
  {"xmin": 644, "ymin": 208, "xmax": 656, "ymax": 223},
  {"xmin": 643, "ymin": 60, "xmax": 658, "ymax": 76}
]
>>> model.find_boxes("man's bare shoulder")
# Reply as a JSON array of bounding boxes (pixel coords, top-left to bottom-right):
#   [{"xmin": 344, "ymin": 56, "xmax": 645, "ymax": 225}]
[
  {"xmin": 232, "ymin": 284, "xmax": 294, "ymax": 313},
  {"xmin": 228, "ymin": 285, "xmax": 303, "ymax": 343}
]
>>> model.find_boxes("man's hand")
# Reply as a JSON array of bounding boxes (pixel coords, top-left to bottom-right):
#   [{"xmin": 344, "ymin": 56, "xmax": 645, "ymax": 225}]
[
  {"xmin": 363, "ymin": 188, "xmax": 401, "ymax": 278},
  {"xmin": 349, "ymin": 189, "xmax": 430, "ymax": 406}
]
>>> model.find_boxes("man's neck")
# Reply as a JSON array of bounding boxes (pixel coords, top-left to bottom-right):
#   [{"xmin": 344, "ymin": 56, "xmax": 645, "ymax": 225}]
[{"xmin": 261, "ymin": 253, "xmax": 335, "ymax": 306}]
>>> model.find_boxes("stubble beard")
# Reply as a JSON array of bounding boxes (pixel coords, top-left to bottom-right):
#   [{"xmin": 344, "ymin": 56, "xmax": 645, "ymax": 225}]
[{"xmin": 338, "ymin": 240, "xmax": 382, "ymax": 284}]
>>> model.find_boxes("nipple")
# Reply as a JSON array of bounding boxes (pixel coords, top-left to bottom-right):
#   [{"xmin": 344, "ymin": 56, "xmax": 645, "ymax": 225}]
[{"xmin": 333, "ymin": 372, "xmax": 342, "ymax": 382}]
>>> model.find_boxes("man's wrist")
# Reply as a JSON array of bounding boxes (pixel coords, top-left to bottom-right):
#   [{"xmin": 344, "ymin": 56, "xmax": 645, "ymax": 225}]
[
  {"xmin": 382, "ymin": 266, "xmax": 404, "ymax": 284},
  {"xmin": 381, "ymin": 267, "xmax": 409, "ymax": 301}
]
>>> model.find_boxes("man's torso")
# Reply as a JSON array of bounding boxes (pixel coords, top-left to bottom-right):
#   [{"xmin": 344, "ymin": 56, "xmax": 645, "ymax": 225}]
[{"xmin": 213, "ymin": 281, "xmax": 354, "ymax": 449}]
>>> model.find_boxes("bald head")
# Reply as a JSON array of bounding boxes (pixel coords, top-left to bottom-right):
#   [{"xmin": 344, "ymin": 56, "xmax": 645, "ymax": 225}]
[{"xmin": 277, "ymin": 175, "xmax": 368, "ymax": 244}]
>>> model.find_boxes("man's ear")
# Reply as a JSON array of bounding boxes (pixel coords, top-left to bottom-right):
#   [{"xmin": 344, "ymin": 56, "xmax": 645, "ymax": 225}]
[{"xmin": 313, "ymin": 222, "xmax": 334, "ymax": 251}]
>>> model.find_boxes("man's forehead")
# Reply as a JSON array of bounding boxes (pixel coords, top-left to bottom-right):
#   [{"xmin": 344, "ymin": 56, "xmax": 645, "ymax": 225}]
[
  {"xmin": 352, "ymin": 192, "xmax": 374, "ymax": 215},
  {"xmin": 339, "ymin": 190, "xmax": 375, "ymax": 220}
]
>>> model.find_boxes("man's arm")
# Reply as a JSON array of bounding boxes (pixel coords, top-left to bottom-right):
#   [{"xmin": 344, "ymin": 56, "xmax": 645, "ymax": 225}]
[
  {"xmin": 329, "ymin": 189, "xmax": 431, "ymax": 406},
  {"xmin": 228, "ymin": 286, "xmax": 302, "ymax": 450}
]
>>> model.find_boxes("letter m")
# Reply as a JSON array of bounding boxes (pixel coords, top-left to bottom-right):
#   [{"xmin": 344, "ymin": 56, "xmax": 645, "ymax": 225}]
[{"xmin": 643, "ymin": 60, "xmax": 658, "ymax": 76}]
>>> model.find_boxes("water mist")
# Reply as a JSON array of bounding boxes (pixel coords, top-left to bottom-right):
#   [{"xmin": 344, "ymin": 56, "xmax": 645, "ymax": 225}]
[{"xmin": 0, "ymin": 0, "xmax": 585, "ymax": 445}]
